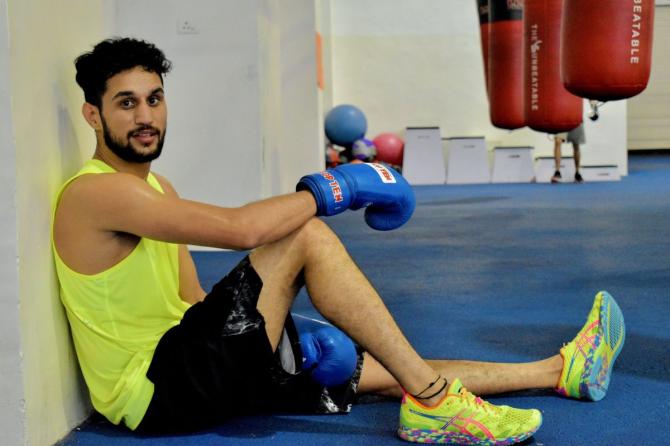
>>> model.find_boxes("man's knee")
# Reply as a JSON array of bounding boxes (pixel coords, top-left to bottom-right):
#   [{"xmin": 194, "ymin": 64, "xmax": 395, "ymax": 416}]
[
  {"xmin": 250, "ymin": 218, "xmax": 333, "ymax": 268},
  {"xmin": 300, "ymin": 217, "xmax": 332, "ymax": 236},
  {"xmin": 295, "ymin": 217, "xmax": 339, "ymax": 251}
]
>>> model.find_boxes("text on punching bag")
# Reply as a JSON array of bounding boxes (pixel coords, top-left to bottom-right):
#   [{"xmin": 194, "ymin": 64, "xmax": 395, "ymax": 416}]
[
  {"xmin": 631, "ymin": 0, "xmax": 644, "ymax": 64},
  {"xmin": 529, "ymin": 23, "xmax": 541, "ymax": 111}
]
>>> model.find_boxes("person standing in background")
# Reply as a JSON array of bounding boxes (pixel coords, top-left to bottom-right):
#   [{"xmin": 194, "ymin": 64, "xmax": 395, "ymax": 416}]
[{"xmin": 552, "ymin": 122, "xmax": 585, "ymax": 183}]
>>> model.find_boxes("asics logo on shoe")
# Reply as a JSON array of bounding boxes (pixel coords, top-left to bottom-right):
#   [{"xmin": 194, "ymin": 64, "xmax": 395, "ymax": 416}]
[
  {"xmin": 565, "ymin": 319, "xmax": 601, "ymax": 382},
  {"xmin": 408, "ymin": 408, "xmax": 462, "ymax": 428},
  {"xmin": 408, "ymin": 408, "xmax": 495, "ymax": 440}
]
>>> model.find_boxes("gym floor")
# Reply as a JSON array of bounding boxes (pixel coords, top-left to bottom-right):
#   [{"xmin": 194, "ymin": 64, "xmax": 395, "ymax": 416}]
[{"xmin": 58, "ymin": 153, "xmax": 670, "ymax": 445}]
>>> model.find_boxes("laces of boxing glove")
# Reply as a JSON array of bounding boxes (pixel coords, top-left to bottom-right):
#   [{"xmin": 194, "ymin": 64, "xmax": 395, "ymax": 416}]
[{"xmin": 412, "ymin": 374, "xmax": 448, "ymax": 400}]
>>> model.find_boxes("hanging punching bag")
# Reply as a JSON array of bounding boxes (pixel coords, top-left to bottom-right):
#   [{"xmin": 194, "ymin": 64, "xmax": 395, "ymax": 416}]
[
  {"xmin": 561, "ymin": 0, "xmax": 654, "ymax": 101},
  {"xmin": 489, "ymin": 0, "xmax": 526, "ymax": 130},
  {"xmin": 477, "ymin": 0, "xmax": 491, "ymax": 97},
  {"xmin": 524, "ymin": 0, "xmax": 582, "ymax": 133}
]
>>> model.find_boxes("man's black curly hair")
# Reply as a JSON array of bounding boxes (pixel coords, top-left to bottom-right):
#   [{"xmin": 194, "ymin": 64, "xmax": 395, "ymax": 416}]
[{"xmin": 75, "ymin": 37, "xmax": 172, "ymax": 108}]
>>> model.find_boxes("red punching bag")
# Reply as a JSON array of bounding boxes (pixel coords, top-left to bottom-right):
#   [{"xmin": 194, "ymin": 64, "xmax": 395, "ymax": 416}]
[
  {"xmin": 476, "ymin": 0, "xmax": 491, "ymax": 96},
  {"xmin": 561, "ymin": 0, "xmax": 654, "ymax": 101},
  {"xmin": 524, "ymin": 0, "xmax": 582, "ymax": 133},
  {"xmin": 488, "ymin": 0, "xmax": 526, "ymax": 130}
]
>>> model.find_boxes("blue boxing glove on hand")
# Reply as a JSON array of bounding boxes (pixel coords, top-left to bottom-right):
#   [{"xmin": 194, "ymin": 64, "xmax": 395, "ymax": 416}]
[
  {"xmin": 296, "ymin": 163, "xmax": 415, "ymax": 231},
  {"xmin": 293, "ymin": 314, "xmax": 358, "ymax": 387}
]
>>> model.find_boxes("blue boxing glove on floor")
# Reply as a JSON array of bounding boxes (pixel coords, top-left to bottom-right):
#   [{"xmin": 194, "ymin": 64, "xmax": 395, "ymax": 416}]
[
  {"xmin": 293, "ymin": 314, "xmax": 358, "ymax": 387},
  {"xmin": 296, "ymin": 162, "xmax": 415, "ymax": 231}
]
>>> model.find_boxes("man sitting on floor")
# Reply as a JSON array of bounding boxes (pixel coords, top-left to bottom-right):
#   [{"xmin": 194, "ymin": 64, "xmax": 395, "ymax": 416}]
[{"xmin": 52, "ymin": 37, "xmax": 626, "ymax": 445}]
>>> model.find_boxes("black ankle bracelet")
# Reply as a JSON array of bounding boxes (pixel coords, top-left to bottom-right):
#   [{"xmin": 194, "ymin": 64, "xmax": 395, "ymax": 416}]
[
  {"xmin": 412, "ymin": 374, "xmax": 441, "ymax": 398},
  {"xmin": 412, "ymin": 377, "xmax": 448, "ymax": 400}
]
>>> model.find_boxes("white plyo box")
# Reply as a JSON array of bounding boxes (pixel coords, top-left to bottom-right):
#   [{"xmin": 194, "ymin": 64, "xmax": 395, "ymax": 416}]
[
  {"xmin": 445, "ymin": 137, "xmax": 490, "ymax": 184},
  {"xmin": 491, "ymin": 146, "xmax": 535, "ymax": 183},
  {"xmin": 402, "ymin": 127, "xmax": 446, "ymax": 185},
  {"xmin": 535, "ymin": 156, "xmax": 576, "ymax": 183},
  {"xmin": 581, "ymin": 165, "xmax": 621, "ymax": 182}
]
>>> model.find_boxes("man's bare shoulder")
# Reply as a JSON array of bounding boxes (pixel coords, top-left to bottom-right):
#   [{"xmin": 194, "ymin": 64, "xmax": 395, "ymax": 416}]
[
  {"xmin": 56, "ymin": 171, "xmax": 165, "ymax": 238},
  {"xmin": 54, "ymin": 172, "xmax": 155, "ymax": 274},
  {"xmin": 60, "ymin": 171, "xmax": 155, "ymax": 209}
]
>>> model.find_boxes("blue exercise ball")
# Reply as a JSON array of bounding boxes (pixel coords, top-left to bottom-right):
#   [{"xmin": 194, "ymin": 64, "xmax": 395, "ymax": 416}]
[{"xmin": 325, "ymin": 104, "xmax": 367, "ymax": 147}]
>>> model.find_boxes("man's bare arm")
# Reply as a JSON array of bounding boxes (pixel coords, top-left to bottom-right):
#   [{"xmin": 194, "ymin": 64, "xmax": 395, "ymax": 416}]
[
  {"xmin": 177, "ymin": 244, "xmax": 207, "ymax": 304},
  {"xmin": 151, "ymin": 174, "xmax": 208, "ymax": 304},
  {"xmin": 61, "ymin": 172, "xmax": 318, "ymax": 251}
]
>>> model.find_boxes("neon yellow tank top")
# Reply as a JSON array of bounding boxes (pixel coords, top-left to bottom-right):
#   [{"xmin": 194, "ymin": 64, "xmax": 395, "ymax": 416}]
[{"xmin": 52, "ymin": 159, "xmax": 190, "ymax": 430}]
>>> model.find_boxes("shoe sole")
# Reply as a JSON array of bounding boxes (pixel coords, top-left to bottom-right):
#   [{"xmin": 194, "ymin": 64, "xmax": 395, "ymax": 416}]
[
  {"xmin": 582, "ymin": 291, "xmax": 626, "ymax": 401},
  {"xmin": 397, "ymin": 419, "xmax": 542, "ymax": 445}
]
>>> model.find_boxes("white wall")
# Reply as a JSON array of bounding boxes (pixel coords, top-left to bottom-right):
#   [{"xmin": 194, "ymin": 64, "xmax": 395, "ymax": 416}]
[
  {"xmin": 316, "ymin": 0, "xmax": 334, "ymax": 150},
  {"xmin": 114, "ymin": 0, "xmax": 265, "ymax": 207},
  {"xmin": 329, "ymin": 0, "xmax": 628, "ymax": 175},
  {"xmin": 628, "ymin": 5, "xmax": 670, "ymax": 150},
  {"xmin": 258, "ymin": 0, "xmax": 322, "ymax": 197},
  {"xmin": 276, "ymin": 0, "xmax": 321, "ymax": 192},
  {"xmin": 2, "ymin": 1, "xmax": 108, "ymax": 445},
  {"xmin": 114, "ymin": 0, "xmax": 322, "ymax": 208},
  {"xmin": 0, "ymin": 2, "xmax": 24, "ymax": 445}
]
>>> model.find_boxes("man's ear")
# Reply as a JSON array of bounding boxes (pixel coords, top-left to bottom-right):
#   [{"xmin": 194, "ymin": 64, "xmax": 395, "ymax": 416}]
[{"xmin": 82, "ymin": 102, "xmax": 102, "ymax": 130}]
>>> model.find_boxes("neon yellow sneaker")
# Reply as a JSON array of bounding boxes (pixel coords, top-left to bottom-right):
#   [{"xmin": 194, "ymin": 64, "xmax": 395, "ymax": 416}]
[
  {"xmin": 398, "ymin": 378, "xmax": 542, "ymax": 445},
  {"xmin": 556, "ymin": 290, "xmax": 625, "ymax": 401}
]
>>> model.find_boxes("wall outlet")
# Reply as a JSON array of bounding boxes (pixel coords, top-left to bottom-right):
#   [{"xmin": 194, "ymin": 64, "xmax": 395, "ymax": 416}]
[{"xmin": 176, "ymin": 19, "xmax": 199, "ymax": 35}]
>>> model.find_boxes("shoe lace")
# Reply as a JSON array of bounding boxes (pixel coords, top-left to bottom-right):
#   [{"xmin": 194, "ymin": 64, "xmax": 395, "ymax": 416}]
[{"xmin": 458, "ymin": 386, "xmax": 500, "ymax": 415}]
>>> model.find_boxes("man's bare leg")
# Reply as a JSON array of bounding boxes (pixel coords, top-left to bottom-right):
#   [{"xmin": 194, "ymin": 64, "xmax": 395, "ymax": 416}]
[
  {"xmin": 252, "ymin": 218, "xmax": 446, "ymax": 405},
  {"xmin": 573, "ymin": 143, "xmax": 581, "ymax": 171},
  {"xmin": 251, "ymin": 218, "xmax": 560, "ymax": 403},
  {"xmin": 553, "ymin": 137, "xmax": 562, "ymax": 171},
  {"xmin": 358, "ymin": 353, "xmax": 563, "ymax": 397}
]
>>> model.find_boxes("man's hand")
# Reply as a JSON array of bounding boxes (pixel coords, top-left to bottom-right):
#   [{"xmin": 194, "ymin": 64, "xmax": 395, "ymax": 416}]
[{"xmin": 296, "ymin": 163, "xmax": 415, "ymax": 231}]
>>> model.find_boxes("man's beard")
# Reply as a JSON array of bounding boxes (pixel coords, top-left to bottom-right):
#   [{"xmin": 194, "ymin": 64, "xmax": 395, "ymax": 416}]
[{"xmin": 101, "ymin": 116, "xmax": 166, "ymax": 163}]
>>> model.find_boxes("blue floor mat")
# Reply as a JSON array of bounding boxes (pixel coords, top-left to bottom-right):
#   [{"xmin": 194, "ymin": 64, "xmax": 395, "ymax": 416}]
[{"xmin": 58, "ymin": 155, "xmax": 670, "ymax": 446}]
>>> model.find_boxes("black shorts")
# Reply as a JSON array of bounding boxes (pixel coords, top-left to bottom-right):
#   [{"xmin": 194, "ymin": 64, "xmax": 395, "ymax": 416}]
[{"xmin": 136, "ymin": 256, "xmax": 364, "ymax": 434}]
